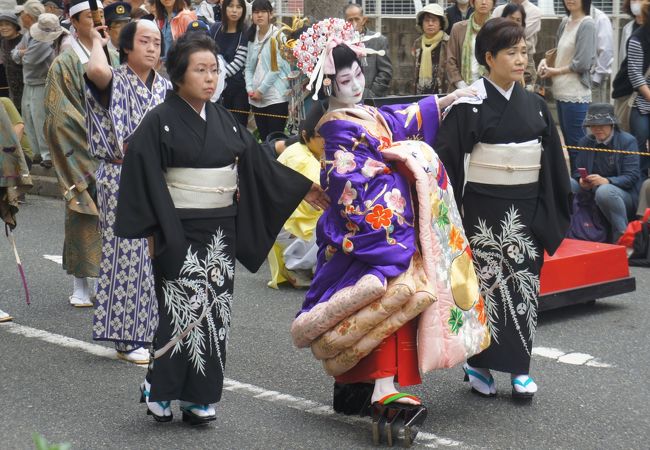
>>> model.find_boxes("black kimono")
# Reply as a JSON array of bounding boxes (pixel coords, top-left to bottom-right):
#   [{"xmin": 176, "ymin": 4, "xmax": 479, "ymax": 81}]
[
  {"xmin": 115, "ymin": 92, "xmax": 312, "ymax": 403},
  {"xmin": 435, "ymin": 79, "xmax": 571, "ymax": 374}
]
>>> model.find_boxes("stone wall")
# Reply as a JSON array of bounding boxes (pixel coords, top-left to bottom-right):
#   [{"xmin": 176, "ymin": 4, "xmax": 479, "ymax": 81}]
[{"xmin": 381, "ymin": 16, "xmax": 563, "ymax": 95}]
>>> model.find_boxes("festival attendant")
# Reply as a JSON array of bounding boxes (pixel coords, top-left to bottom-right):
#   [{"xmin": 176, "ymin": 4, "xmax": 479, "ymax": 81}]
[
  {"xmin": 0, "ymin": 96, "xmax": 33, "ymax": 323},
  {"xmin": 44, "ymin": 0, "xmax": 118, "ymax": 309},
  {"xmin": 81, "ymin": 19, "xmax": 171, "ymax": 364},
  {"xmin": 436, "ymin": 18, "xmax": 571, "ymax": 399},
  {"xmin": 114, "ymin": 33, "xmax": 329, "ymax": 425}
]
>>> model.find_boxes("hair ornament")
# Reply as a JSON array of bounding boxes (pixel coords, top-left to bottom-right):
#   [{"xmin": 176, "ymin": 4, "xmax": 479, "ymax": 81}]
[{"xmin": 293, "ymin": 18, "xmax": 385, "ymax": 100}]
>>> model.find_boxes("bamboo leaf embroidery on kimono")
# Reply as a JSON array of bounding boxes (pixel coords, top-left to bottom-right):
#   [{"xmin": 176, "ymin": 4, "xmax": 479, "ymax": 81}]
[
  {"xmin": 469, "ymin": 207, "xmax": 540, "ymax": 354},
  {"xmin": 448, "ymin": 307, "xmax": 464, "ymax": 334},
  {"xmin": 162, "ymin": 228, "xmax": 235, "ymax": 376}
]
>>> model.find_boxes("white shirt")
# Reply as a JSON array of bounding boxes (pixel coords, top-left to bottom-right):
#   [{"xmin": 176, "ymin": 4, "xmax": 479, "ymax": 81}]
[{"xmin": 590, "ymin": 7, "xmax": 614, "ymax": 84}]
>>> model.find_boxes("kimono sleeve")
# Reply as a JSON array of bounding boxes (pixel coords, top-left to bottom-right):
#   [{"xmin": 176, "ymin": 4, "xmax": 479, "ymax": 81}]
[
  {"xmin": 530, "ymin": 99, "xmax": 571, "ymax": 256},
  {"xmin": 316, "ymin": 118, "xmax": 416, "ymax": 275},
  {"xmin": 234, "ymin": 120, "xmax": 313, "ymax": 273},
  {"xmin": 378, "ymin": 95, "xmax": 440, "ymax": 146},
  {"xmin": 434, "ymin": 103, "xmax": 478, "ymax": 209},
  {"xmin": 114, "ymin": 110, "xmax": 188, "ymax": 279}
]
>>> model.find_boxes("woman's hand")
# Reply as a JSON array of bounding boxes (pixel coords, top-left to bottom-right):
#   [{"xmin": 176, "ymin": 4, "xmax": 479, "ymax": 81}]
[
  {"xmin": 304, "ymin": 183, "xmax": 330, "ymax": 211},
  {"xmin": 249, "ymin": 90, "xmax": 263, "ymax": 102},
  {"xmin": 438, "ymin": 87, "xmax": 477, "ymax": 109}
]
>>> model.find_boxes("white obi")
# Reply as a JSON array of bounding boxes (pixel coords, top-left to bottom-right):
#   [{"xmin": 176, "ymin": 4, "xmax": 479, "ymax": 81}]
[
  {"xmin": 465, "ymin": 140, "xmax": 542, "ymax": 186},
  {"xmin": 165, "ymin": 165, "xmax": 238, "ymax": 209}
]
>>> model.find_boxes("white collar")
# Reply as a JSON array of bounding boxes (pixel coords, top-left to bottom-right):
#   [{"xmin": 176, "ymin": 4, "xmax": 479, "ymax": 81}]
[
  {"xmin": 70, "ymin": 37, "xmax": 91, "ymax": 64},
  {"xmin": 180, "ymin": 97, "xmax": 207, "ymax": 120},
  {"xmin": 484, "ymin": 77, "xmax": 515, "ymax": 100}
]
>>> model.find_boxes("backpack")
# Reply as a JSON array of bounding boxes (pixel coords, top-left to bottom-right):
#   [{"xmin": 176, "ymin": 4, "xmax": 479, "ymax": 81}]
[
  {"xmin": 617, "ymin": 208, "xmax": 650, "ymax": 267},
  {"xmin": 566, "ymin": 190, "xmax": 609, "ymax": 243}
]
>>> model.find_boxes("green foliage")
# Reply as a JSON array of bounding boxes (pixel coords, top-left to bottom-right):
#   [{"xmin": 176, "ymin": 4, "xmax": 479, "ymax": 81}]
[{"xmin": 33, "ymin": 433, "xmax": 71, "ymax": 450}]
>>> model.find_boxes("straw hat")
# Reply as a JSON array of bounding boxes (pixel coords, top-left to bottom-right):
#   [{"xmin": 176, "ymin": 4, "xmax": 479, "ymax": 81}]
[{"xmin": 30, "ymin": 12, "xmax": 68, "ymax": 42}]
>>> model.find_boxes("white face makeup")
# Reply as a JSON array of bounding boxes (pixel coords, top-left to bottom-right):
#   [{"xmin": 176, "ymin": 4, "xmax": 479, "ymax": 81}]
[{"xmin": 333, "ymin": 61, "xmax": 365, "ymax": 107}]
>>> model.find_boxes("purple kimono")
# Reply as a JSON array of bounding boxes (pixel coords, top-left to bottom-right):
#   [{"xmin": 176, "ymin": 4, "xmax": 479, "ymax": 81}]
[{"xmin": 301, "ymin": 96, "xmax": 440, "ymax": 315}]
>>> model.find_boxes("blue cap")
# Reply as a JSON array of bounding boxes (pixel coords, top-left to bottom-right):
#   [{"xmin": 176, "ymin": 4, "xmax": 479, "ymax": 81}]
[{"xmin": 186, "ymin": 19, "xmax": 210, "ymax": 34}]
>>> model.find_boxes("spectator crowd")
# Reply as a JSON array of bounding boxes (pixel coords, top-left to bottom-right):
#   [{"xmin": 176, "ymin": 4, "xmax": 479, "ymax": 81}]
[{"xmin": 0, "ymin": 0, "xmax": 649, "ymax": 248}]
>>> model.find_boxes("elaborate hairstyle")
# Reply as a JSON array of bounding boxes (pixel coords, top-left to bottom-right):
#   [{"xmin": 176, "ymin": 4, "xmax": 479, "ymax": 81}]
[
  {"xmin": 563, "ymin": 0, "xmax": 592, "ymax": 16},
  {"xmin": 294, "ymin": 18, "xmax": 382, "ymax": 100},
  {"xmin": 118, "ymin": 20, "xmax": 164, "ymax": 64},
  {"xmin": 166, "ymin": 32, "xmax": 219, "ymax": 90},
  {"xmin": 221, "ymin": 0, "xmax": 247, "ymax": 33},
  {"xmin": 475, "ymin": 17, "xmax": 526, "ymax": 70},
  {"xmin": 154, "ymin": 0, "xmax": 185, "ymax": 20},
  {"xmin": 501, "ymin": 2, "xmax": 527, "ymax": 29}
]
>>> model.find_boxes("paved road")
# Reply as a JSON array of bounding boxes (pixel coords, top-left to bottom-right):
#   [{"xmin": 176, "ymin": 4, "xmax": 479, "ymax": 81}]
[{"xmin": 1, "ymin": 195, "xmax": 649, "ymax": 449}]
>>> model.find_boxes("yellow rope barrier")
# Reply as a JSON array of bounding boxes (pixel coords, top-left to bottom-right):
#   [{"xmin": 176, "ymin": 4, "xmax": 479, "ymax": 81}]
[
  {"xmin": 225, "ymin": 107, "xmax": 650, "ymax": 156},
  {"xmin": 228, "ymin": 108, "xmax": 290, "ymax": 119},
  {"xmin": 563, "ymin": 145, "xmax": 650, "ymax": 157}
]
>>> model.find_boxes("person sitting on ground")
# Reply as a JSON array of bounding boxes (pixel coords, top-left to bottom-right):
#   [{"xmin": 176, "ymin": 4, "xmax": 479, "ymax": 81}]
[
  {"xmin": 571, "ymin": 103, "xmax": 642, "ymax": 243},
  {"xmin": 411, "ymin": 3, "xmax": 450, "ymax": 95},
  {"xmin": 268, "ymin": 101, "xmax": 327, "ymax": 289}
]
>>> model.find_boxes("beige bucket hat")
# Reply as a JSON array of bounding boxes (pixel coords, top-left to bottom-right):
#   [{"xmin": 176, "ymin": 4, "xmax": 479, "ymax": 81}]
[{"xmin": 30, "ymin": 12, "xmax": 68, "ymax": 42}]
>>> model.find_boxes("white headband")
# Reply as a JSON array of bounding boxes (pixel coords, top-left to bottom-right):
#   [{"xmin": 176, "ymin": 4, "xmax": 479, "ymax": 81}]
[{"xmin": 69, "ymin": 1, "xmax": 103, "ymax": 17}]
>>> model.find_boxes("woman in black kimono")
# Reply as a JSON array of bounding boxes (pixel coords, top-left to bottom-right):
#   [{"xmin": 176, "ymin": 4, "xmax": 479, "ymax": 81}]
[
  {"xmin": 435, "ymin": 18, "xmax": 571, "ymax": 399},
  {"xmin": 115, "ymin": 33, "xmax": 328, "ymax": 424}
]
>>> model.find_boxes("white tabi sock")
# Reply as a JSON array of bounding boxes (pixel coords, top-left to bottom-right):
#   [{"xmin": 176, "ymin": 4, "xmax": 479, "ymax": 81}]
[
  {"xmin": 511, "ymin": 374, "xmax": 538, "ymax": 394},
  {"xmin": 143, "ymin": 379, "xmax": 172, "ymax": 417},
  {"xmin": 72, "ymin": 277, "xmax": 89, "ymax": 301},
  {"xmin": 463, "ymin": 363, "xmax": 496, "ymax": 395},
  {"xmin": 179, "ymin": 401, "xmax": 216, "ymax": 417}
]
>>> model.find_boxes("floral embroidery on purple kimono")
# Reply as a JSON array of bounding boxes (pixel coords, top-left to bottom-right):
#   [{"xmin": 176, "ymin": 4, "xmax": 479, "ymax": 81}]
[{"xmin": 301, "ymin": 96, "xmax": 440, "ymax": 315}]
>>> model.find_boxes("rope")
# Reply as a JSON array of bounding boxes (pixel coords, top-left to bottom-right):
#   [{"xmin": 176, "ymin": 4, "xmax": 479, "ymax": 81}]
[
  {"xmin": 563, "ymin": 145, "xmax": 650, "ymax": 157},
  {"xmin": 228, "ymin": 108, "xmax": 290, "ymax": 119},
  {"xmin": 225, "ymin": 108, "xmax": 650, "ymax": 156}
]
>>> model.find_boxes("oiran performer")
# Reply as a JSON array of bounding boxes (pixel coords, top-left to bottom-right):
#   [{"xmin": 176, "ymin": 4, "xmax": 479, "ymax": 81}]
[
  {"xmin": 114, "ymin": 33, "xmax": 329, "ymax": 425},
  {"xmin": 289, "ymin": 18, "xmax": 490, "ymax": 445}
]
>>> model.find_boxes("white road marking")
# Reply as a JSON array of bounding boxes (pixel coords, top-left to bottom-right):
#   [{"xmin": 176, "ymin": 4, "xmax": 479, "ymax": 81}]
[
  {"xmin": 43, "ymin": 254, "xmax": 63, "ymax": 265},
  {"xmin": 0, "ymin": 322, "xmax": 463, "ymax": 448},
  {"xmin": 533, "ymin": 346, "xmax": 613, "ymax": 368}
]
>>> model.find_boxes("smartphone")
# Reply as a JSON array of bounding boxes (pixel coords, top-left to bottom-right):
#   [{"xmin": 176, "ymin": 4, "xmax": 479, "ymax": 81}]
[{"xmin": 578, "ymin": 167, "xmax": 588, "ymax": 179}]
